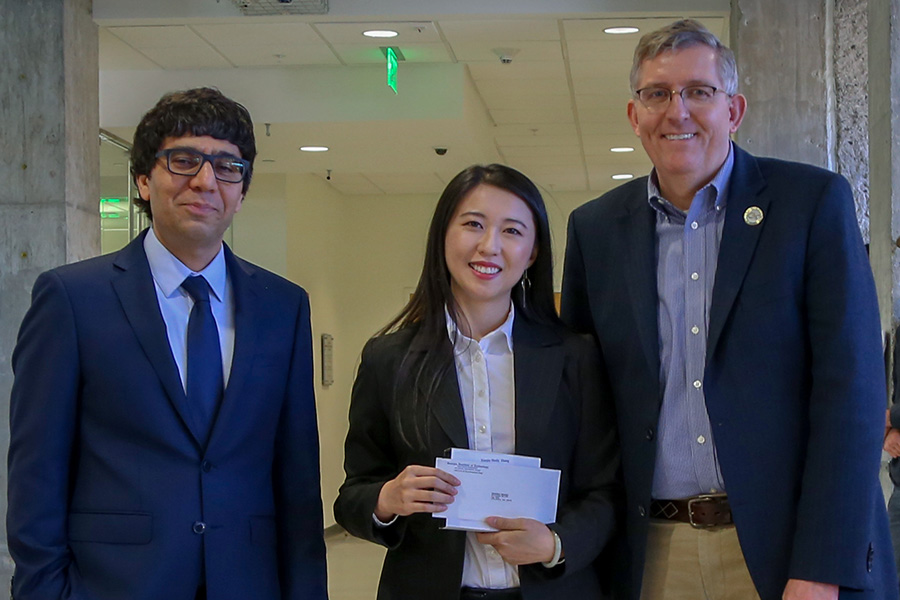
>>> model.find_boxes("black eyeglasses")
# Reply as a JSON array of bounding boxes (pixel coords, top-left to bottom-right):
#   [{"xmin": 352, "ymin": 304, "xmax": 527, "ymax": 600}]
[
  {"xmin": 635, "ymin": 85, "xmax": 731, "ymax": 112},
  {"xmin": 155, "ymin": 148, "xmax": 250, "ymax": 183}
]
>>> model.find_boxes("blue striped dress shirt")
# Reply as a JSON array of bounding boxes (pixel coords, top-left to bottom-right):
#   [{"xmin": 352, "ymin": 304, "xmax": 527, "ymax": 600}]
[{"xmin": 650, "ymin": 144, "xmax": 734, "ymax": 499}]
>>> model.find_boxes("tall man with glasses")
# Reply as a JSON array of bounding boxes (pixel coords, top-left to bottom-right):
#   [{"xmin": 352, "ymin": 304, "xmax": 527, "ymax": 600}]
[
  {"xmin": 561, "ymin": 19, "xmax": 896, "ymax": 600},
  {"xmin": 7, "ymin": 88, "xmax": 327, "ymax": 600}
]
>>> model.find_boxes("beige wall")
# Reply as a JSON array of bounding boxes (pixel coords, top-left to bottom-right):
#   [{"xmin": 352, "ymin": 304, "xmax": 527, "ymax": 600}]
[{"xmin": 231, "ymin": 172, "xmax": 601, "ymax": 527}]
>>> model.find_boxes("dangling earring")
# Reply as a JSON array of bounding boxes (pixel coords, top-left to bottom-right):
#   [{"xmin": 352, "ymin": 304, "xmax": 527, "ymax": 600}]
[{"xmin": 519, "ymin": 269, "xmax": 531, "ymax": 307}]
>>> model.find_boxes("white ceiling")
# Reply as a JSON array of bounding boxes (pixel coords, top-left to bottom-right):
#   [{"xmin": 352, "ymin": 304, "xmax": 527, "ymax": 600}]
[{"xmin": 97, "ymin": 3, "xmax": 729, "ymax": 196}]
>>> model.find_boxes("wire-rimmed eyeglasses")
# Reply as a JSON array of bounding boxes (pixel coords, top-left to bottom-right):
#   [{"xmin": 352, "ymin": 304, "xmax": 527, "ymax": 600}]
[
  {"xmin": 155, "ymin": 148, "xmax": 250, "ymax": 183},
  {"xmin": 635, "ymin": 85, "xmax": 731, "ymax": 112}
]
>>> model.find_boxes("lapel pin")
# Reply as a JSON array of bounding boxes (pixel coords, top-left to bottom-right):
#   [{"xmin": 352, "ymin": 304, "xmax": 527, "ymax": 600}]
[{"xmin": 743, "ymin": 206, "xmax": 764, "ymax": 226}]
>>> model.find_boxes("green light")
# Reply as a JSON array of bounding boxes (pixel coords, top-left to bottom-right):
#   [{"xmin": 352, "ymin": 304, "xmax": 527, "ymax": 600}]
[
  {"xmin": 386, "ymin": 47, "xmax": 398, "ymax": 94},
  {"xmin": 100, "ymin": 198, "xmax": 123, "ymax": 203},
  {"xmin": 100, "ymin": 213, "xmax": 122, "ymax": 219}
]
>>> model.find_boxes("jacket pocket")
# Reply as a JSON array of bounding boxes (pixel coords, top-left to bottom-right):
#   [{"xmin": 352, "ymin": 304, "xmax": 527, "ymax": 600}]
[
  {"xmin": 68, "ymin": 511, "xmax": 153, "ymax": 544},
  {"xmin": 250, "ymin": 515, "xmax": 277, "ymax": 546}
]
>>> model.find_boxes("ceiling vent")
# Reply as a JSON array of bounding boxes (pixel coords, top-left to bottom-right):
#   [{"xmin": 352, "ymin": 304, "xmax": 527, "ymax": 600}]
[{"xmin": 231, "ymin": 0, "xmax": 328, "ymax": 16}]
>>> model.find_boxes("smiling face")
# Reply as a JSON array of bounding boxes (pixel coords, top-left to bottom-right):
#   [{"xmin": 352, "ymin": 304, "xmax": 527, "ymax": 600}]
[
  {"xmin": 444, "ymin": 184, "xmax": 537, "ymax": 326},
  {"xmin": 627, "ymin": 45, "xmax": 746, "ymax": 205},
  {"xmin": 136, "ymin": 135, "xmax": 245, "ymax": 270}
]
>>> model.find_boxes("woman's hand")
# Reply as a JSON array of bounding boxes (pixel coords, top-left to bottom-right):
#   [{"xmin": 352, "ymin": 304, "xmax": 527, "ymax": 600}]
[
  {"xmin": 375, "ymin": 465, "xmax": 460, "ymax": 521},
  {"xmin": 475, "ymin": 517, "xmax": 558, "ymax": 566}
]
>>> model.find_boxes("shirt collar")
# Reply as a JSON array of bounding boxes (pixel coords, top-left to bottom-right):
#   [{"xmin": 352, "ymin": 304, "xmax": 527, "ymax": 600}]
[
  {"xmin": 445, "ymin": 303, "xmax": 515, "ymax": 357},
  {"xmin": 647, "ymin": 141, "xmax": 735, "ymax": 219},
  {"xmin": 144, "ymin": 226, "xmax": 227, "ymax": 302}
]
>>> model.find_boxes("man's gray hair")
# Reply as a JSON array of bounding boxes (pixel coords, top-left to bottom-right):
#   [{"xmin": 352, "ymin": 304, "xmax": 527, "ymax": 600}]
[{"xmin": 629, "ymin": 19, "xmax": 739, "ymax": 96}]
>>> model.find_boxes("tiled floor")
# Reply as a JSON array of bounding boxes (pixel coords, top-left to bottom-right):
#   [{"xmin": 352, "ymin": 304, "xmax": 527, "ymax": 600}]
[{"xmin": 327, "ymin": 531, "xmax": 386, "ymax": 600}]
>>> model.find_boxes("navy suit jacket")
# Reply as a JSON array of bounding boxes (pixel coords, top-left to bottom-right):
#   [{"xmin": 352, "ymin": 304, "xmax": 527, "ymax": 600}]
[
  {"xmin": 333, "ymin": 316, "xmax": 620, "ymax": 600},
  {"xmin": 561, "ymin": 145, "xmax": 897, "ymax": 600},
  {"xmin": 7, "ymin": 231, "xmax": 327, "ymax": 600}
]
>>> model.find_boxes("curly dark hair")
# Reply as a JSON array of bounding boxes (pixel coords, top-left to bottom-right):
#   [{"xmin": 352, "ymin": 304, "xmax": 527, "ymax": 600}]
[{"xmin": 130, "ymin": 87, "xmax": 256, "ymax": 219}]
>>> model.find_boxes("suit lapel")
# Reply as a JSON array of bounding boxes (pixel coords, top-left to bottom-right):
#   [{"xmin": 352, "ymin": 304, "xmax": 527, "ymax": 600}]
[
  {"xmin": 513, "ymin": 318, "xmax": 563, "ymax": 457},
  {"xmin": 621, "ymin": 199, "xmax": 662, "ymax": 382},
  {"xmin": 707, "ymin": 147, "xmax": 769, "ymax": 363},
  {"xmin": 413, "ymin": 333, "xmax": 469, "ymax": 450},
  {"xmin": 111, "ymin": 232, "xmax": 205, "ymax": 445},
  {"xmin": 206, "ymin": 247, "xmax": 260, "ymax": 446}
]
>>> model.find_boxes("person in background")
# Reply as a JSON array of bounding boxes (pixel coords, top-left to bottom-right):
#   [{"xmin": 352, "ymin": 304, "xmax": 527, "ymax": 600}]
[
  {"xmin": 561, "ymin": 19, "xmax": 897, "ymax": 600},
  {"xmin": 7, "ymin": 87, "xmax": 327, "ymax": 600},
  {"xmin": 334, "ymin": 163, "xmax": 619, "ymax": 600}
]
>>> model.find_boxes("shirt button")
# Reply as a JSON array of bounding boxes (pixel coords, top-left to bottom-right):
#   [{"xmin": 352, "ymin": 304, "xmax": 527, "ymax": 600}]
[
  {"xmin": 691, "ymin": 272, "xmax": 699, "ymax": 281},
  {"xmin": 697, "ymin": 435, "xmax": 706, "ymax": 444},
  {"xmin": 691, "ymin": 221, "xmax": 698, "ymax": 230},
  {"xmin": 710, "ymin": 488, "xmax": 718, "ymax": 493},
  {"xmin": 693, "ymin": 380, "xmax": 702, "ymax": 389},
  {"xmin": 192, "ymin": 521, "xmax": 206, "ymax": 535},
  {"xmin": 478, "ymin": 390, "xmax": 485, "ymax": 398},
  {"xmin": 201, "ymin": 460, "xmax": 212, "ymax": 473},
  {"xmin": 691, "ymin": 326, "xmax": 700, "ymax": 335},
  {"xmin": 478, "ymin": 424, "xmax": 487, "ymax": 434},
  {"xmin": 474, "ymin": 354, "xmax": 481, "ymax": 363}
]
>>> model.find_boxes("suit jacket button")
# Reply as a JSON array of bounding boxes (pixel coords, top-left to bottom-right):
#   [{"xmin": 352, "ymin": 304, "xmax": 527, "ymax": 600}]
[
  {"xmin": 638, "ymin": 505, "xmax": 646, "ymax": 517},
  {"xmin": 201, "ymin": 460, "xmax": 212, "ymax": 473},
  {"xmin": 192, "ymin": 521, "xmax": 206, "ymax": 535}
]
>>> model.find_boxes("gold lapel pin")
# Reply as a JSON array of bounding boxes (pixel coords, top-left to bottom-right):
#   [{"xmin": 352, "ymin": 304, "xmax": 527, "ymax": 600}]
[{"xmin": 743, "ymin": 206, "xmax": 764, "ymax": 226}]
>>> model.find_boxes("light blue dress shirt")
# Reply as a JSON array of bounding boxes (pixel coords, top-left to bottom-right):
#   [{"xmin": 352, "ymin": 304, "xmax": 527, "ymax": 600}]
[{"xmin": 143, "ymin": 227, "xmax": 235, "ymax": 390}]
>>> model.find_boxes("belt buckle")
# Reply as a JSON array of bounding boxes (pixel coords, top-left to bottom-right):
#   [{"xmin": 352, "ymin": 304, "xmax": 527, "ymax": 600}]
[{"xmin": 686, "ymin": 493, "xmax": 725, "ymax": 528}]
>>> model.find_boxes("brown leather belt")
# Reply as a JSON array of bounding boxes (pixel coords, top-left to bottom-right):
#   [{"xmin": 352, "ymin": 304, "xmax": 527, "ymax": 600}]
[{"xmin": 650, "ymin": 494, "xmax": 733, "ymax": 528}]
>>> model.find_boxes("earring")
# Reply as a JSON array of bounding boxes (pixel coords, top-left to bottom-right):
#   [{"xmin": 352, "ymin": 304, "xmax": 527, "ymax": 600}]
[{"xmin": 519, "ymin": 269, "xmax": 531, "ymax": 306}]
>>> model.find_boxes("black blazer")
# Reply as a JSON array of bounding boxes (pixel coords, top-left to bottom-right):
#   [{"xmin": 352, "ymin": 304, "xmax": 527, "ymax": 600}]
[{"xmin": 333, "ymin": 314, "xmax": 619, "ymax": 600}]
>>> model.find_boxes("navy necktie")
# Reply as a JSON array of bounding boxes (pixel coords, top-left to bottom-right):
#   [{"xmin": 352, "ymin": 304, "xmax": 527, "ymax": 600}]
[{"xmin": 181, "ymin": 275, "xmax": 224, "ymax": 443}]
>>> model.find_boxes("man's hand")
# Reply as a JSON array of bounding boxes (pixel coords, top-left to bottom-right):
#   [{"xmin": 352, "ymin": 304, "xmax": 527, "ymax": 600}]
[
  {"xmin": 475, "ymin": 517, "xmax": 557, "ymax": 566},
  {"xmin": 885, "ymin": 429, "xmax": 900, "ymax": 458},
  {"xmin": 374, "ymin": 465, "xmax": 459, "ymax": 522},
  {"xmin": 783, "ymin": 579, "xmax": 838, "ymax": 600}
]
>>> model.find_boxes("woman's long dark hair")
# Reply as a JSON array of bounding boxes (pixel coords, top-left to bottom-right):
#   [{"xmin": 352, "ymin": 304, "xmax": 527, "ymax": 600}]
[{"xmin": 377, "ymin": 164, "xmax": 561, "ymax": 448}]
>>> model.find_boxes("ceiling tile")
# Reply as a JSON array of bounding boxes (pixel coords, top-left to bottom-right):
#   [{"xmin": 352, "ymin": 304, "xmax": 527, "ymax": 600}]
[
  {"xmin": 492, "ymin": 123, "xmax": 578, "ymax": 137},
  {"xmin": 99, "ymin": 28, "xmax": 160, "ymax": 70},
  {"xmin": 451, "ymin": 40, "xmax": 563, "ymax": 63},
  {"xmin": 491, "ymin": 108, "xmax": 574, "ymax": 125},
  {"xmin": 217, "ymin": 44, "xmax": 341, "ymax": 67},
  {"xmin": 521, "ymin": 166, "xmax": 588, "ymax": 192},
  {"xmin": 108, "ymin": 25, "xmax": 206, "ymax": 49},
  {"xmin": 138, "ymin": 45, "xmax": 232, "ymax": 69},
  {"xmin": 365, "ymin": 172, "xmax": 445, "ymax": 194},
  {"xmin": 439, "ymin": 19, "xmax": 560, "ymax": 42},
  {"xmin": 191, "ymin": 22, "xmax": 323, "ymax": 46},
  {"xmin": 495, "ymin": 133, "xmax": 579, "ymax": 147},
  {"xmin": 479, "ymin": 89, "xmax": 572, "ymax": 111},
  {"xmin": 314, "ymin": 21, "xmax": 441, "ymax": 44},
  {"xmin": 318, "ymin": 173, "xmax": 384, "ymax": 195},
  {"xmin": 467, "ymin": 62, "xmax": 567, "ymax": 81}
]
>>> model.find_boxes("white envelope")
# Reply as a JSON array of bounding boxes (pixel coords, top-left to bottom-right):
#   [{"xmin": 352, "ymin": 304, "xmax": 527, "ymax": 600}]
[{"xmin": 434, "ymin": 451, "xmax": 560, "ymax": 532}]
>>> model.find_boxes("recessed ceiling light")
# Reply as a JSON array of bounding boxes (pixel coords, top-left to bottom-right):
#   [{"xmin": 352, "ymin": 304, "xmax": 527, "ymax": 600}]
[
  {"xmin": 363, "ymin": 30, "xmax": 398, "ymax": 38},
  {"xmin": 612, "ymin": 173, "xmax": 634, "ymax": 180},
  {"xmin": 300, "ymin": 146, "xmax": 329, "ymax": 152},
  {"xmin": 610, "ymin": 147, "xmax": 635, "ymax": 153},
  {"xmin": 604, "ymin": 26, "xmax": 639, "ymax": 35}
]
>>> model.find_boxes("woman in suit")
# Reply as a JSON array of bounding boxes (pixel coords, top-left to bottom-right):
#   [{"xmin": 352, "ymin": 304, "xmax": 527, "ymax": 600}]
[{"xmin": 334, "ymin": 164, "xmax": 619, "ymax": 600}]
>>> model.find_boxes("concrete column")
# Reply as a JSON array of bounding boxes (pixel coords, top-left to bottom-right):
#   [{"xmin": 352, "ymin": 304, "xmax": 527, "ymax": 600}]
[
  {"xmin": 731, "ymin": 0, "xmax": 831, "ymax": 168},
  {"xmin": 869, "ymin": 0, "xmax": 900, "ymax": 330},
  {"xmin": 0, "ymin": 0, "xmax": 100, "ymax": 578}
]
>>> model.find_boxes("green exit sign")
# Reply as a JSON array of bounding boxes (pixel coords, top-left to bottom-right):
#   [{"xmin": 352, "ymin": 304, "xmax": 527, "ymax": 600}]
[{"xmin": 386, "ymin": 47, "xmax": 398, "ymax": 94}]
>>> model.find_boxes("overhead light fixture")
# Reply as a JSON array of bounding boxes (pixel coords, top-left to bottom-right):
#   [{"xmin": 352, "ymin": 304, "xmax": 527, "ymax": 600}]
[
  {"xmin": 300, "ymin": 146, "xmax": 329, "ymax": 152},
  {"xmin": 612, "ymin": 173, "xmax": 634, "ymax": 180},
  {"xmin": 610, "ymin": 147, "xmax": 635, "ymax": 153},
  {"xmin": 604, "ymin": 26, "xmax": 639, "ymax": 35},
  {"xmin": 363, "ymin": 30, "xmax": 398, "ymax": 38}
]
